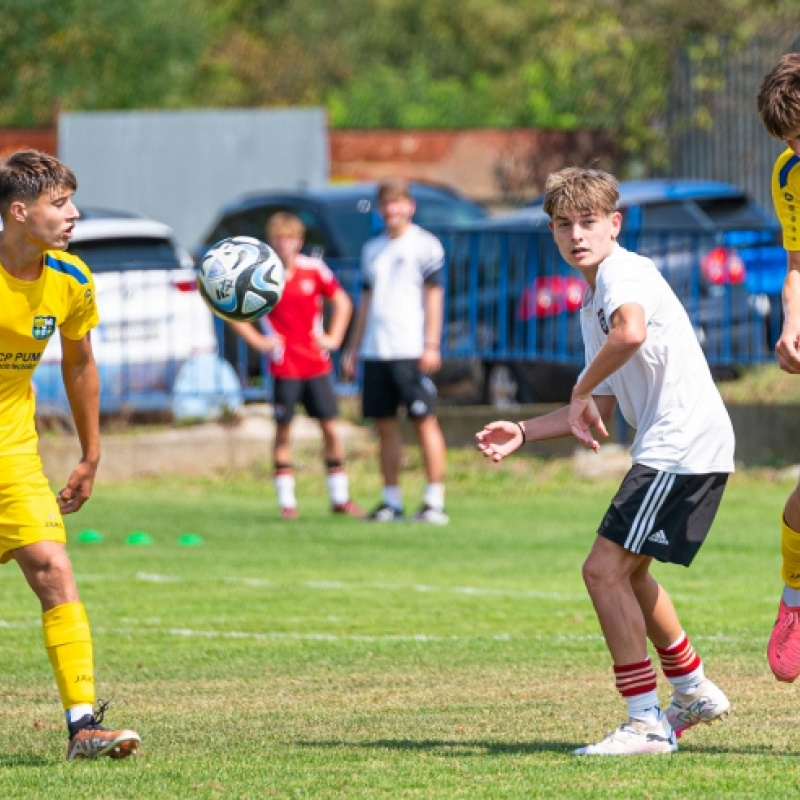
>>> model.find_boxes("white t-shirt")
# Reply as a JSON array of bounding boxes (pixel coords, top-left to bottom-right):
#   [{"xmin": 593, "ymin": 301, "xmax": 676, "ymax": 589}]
[
  {"xmin": 360, "ymin": 224, "xmax": 445, "ymax": 360},
  {"xmin": 581, "ymin": 244, "xmax": 735, "ymax": 474}
]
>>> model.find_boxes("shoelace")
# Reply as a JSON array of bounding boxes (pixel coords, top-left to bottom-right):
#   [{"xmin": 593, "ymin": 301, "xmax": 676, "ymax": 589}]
[{"xmin": 84, "ymin": 698, "xmax": 111, "ymax": 730}]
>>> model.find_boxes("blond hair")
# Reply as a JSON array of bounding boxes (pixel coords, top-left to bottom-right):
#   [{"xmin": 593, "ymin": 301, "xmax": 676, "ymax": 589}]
[
  {"xmin": 266, "ymin": 211, "xmax": 305, "ymax": 242},
  {"xmin": 757, "ymin": 53, "xmax": 800, "ymax": 139},
  {"xmin": 543, "ymin": 167, "xmax": 619, "ymax": 219}
]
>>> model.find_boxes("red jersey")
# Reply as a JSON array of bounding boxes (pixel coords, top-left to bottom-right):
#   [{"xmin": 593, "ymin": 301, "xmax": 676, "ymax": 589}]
[{"xmin": 260, "ymin": 254, "xmax": 342, "ymax": 379}]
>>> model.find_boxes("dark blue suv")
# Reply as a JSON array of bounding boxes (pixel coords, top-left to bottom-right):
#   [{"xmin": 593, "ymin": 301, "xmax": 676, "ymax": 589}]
[{"xmin": 196, "ymin": 181, "xmax": 488, "ymax": 395}]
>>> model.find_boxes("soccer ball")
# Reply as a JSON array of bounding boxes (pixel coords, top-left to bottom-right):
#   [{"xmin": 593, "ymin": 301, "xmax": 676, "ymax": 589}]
[{"xmin": 196, "ymin": 236, "xmax": 285, "ymax": 322}]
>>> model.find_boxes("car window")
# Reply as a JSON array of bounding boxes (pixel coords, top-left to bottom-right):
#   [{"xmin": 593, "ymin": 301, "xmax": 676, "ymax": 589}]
[
  {"xmin": 414, "ymin": 197, "xmax": 487, "ymax": 228},
  {"xmin": 68, "ymin": 237, "xmax": 181, "ymax": 273},
  {"xmin": 326, "ymin": 208, "xmax": 380, "ymax": 259},
  {"xmin": 639, "ymin": 201, "xmax": 704, "ymax": 229},
  {"xmin": 206, "ymin": 205, "xmax": 333, "ymax": 258},
  {"xmin": 693, "ymin": 195, "xmax": 772, "ymax": 228}
]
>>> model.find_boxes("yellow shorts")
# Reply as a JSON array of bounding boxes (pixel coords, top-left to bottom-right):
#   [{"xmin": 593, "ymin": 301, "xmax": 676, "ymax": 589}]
[{"xmin": 0, "ymin": 455, "xmax": 66, "ymax": 564}]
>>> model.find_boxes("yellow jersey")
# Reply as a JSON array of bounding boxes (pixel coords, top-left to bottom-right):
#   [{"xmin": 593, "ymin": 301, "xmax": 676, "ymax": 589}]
[
  {"xmin": 772, "ymin": 147, "xmax": 800, "ymax": 252},
  {"xmin": 0, "ymin": 250, "xmax": 99, "ymax": 456}
]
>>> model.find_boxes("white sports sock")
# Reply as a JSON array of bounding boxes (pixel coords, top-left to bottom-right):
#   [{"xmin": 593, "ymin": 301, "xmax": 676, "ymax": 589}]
[
  {"xmin": 327, "ymin": 470, "xmax": 349, "ymax": 506},
  {"xmin": 67, "ymin": 704, "xmax": 94, "ymax": 725},
  {"xmin": 383, "ymin": 486, "xmax": 402, "ymax": 510},
  {"xmin": 423, "ymin": 483, "xmax": 445, "ymax": 511},
  {"xmin": 625, "ymin": 692, "xmax": 661, "ymax": 725},
  {"xmin": 274, "ymin": 473, "xmax": 296, "ymax": 509},
  {"xmin": 783, "ymin": 585, "xmax": 800, "ymax": 606}
]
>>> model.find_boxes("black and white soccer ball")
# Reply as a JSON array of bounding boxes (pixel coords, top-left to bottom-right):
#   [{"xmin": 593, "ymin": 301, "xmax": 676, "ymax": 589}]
[{"xmin": 196, "ymin": 236, "xmax": 285, "ymax": 322}]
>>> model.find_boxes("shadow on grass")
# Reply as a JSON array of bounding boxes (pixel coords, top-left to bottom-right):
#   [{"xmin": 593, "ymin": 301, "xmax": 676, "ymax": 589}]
[
  {"xmin": 296, "ymin": 738, "xmax": 575, "ymax": 755},
  {"xmin": 0, "ymin": 754, "xmax": 52, "ymax": 767},
  {"xmin": 294, "ymin": 738, "xmax": 800, "ymax": 757}
]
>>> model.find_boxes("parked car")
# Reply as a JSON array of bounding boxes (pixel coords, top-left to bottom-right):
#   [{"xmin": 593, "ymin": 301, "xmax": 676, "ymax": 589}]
[
  {"xmin": 34, "ymin": 210, "xmax": 227, "ymax": 415},
  {"xmin": 195, "ymin": 181, "xmax": 489, "ymax": 394},
  {"xmin": 451, "ymin": 179, "xmax": 782, "ymax": 406}
]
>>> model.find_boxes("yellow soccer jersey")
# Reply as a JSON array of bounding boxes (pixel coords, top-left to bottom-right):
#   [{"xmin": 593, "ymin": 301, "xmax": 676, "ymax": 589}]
[
  {"xmin": 772, "ymin": 147, "xmax": 800, "ymax": 252},
  {"xmin": 0, "ymin": 250, "xmax": 99, "ymax": 456}
]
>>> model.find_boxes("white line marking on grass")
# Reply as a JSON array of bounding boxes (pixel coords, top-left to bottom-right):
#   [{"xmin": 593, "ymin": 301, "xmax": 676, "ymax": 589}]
[{"xmin": 136, "ymin": 572, "xmax": 182, "ymax": 583}]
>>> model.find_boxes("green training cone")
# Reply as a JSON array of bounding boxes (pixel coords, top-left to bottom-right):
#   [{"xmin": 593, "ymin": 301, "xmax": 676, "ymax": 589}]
[
  {"xmin": 177, "ymin": 533, "xmax": 203, "ymax": 547},
  {"xmin": 76, "ymin": 529, "xmax": 104, "ymax": 544},
  {"xmin": 126, "ymin": 531, "xmax": 154, "ymax": 546}
]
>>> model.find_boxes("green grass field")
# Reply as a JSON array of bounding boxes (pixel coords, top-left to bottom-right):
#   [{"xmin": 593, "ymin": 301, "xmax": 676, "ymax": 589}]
[{"xmin": 2, "ymin": 447, "xmax": 800, "ymax": 798}]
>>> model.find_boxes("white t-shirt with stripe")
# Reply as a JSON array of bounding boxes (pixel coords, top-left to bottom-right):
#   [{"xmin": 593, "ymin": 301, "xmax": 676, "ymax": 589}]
[
  {"xmin": 360, "ymin": 224, "xmax": 444, "ymax": 360},
  {"xmin": 580, "ymin": 244, "xmax": 735, "ymax": 474}
]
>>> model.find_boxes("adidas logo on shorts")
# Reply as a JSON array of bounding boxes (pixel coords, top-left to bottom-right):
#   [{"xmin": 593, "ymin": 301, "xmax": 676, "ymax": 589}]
[{"xmin": 647, "ymin": 529, "xmax": 669, "ymax": 545}]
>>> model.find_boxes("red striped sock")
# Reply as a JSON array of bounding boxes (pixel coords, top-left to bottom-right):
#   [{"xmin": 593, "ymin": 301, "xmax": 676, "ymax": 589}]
[
  {"xmin": 614, "ymin": 658, "xmax": 660, "ymax": 720},
  {"xmin": 656, "ymin": 632, "xmax": 705, "ymax": 692}
]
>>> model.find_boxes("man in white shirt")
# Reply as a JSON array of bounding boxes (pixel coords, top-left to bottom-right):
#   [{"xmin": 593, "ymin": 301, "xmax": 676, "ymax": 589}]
[
  {"xmin": 476, "ymin": 167, "xmax": 734, "ymax": 756},
  {"xmin": 343, "ymin": 178, "xmax": 448, "ymax": 523}
]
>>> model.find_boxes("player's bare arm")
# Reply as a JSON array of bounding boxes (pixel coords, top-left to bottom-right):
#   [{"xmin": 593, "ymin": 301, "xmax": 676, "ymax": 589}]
[
  {"xmin": 228, "ymin": 319, "xmax": 283, "ymax": 355},
  {"xmin": 476, "ymin": 395, "xmax": 617, "ymax": 462},
  {"xmin": 341, "ymin": 288, "xmax": 371, "ymax": 379},
  {"xmin": 569, "ymin": 302, "xmax": 645, "ymax": 449},
  {"xmin": 58, "ymin": 332, "xmax": 100, "ymax": 514},
  {"xmin": 776, "ymin": 251, "xmax": 800, "ymax": 374},
  {"xmin": 419, "ymin": 284, "xmax": 444, "ymax": 374},
  {"xmin": 314, "ymin": 286, "xmax": 352, "ymax": 352}
]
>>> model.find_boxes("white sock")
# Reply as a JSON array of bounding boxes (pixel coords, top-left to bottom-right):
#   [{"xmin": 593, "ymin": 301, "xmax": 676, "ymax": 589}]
[
  {"xmin": 274, "ymin": 473, "xmax": 296, "ymax": 509},
  {"xmin": 783, "ymin": 585, "xmax": 800, "ymax": 606},
  {"xmin": 423, "ymin": 483, "xmax": 445, "ymax": 511},
  {"xmin": 383, "ymin": 486, "xmax": 402, "ymax": 510},
  {"xmin": 625, "ymin": 692, "xmax": 662, "ymax": 726},
  {"xmin": 327, "ymin": 470, "xmax": 349, "ymax": 506},
  {"xmin": 66, "ymin": 704, "xmax": 94, "ymax": 725}
]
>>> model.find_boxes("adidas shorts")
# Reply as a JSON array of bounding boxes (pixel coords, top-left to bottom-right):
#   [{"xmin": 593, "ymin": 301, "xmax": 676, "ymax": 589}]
[
  {"xmin": 0, "ymin": 455, "xmax": 66, "ymax": 564},
  {"xmin": 362, "ymin": 359, "xmax": 436, "ymax": 420},
  {"xmin": 597, "ymin": 464, "xmax": 728, "ymax": 566}
]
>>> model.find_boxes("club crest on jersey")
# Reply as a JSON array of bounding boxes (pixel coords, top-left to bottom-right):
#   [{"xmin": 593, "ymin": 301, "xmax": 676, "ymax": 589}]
[
  {"xmin": 32, "ymin": 315, "xmax": 56, "ymax": 340},
  {"xmin": 597, "ymin": 308, "xmax": 609, "ymax": 335}
]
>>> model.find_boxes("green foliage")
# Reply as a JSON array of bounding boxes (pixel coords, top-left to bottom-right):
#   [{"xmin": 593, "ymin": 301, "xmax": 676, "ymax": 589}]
[
  {"xmin": 0, "ymin": 0, "xmax": 210, "ymax": 125},
  {"xmin": 0, "ymin": 0, "xmax": 797, "ymax": 172}
]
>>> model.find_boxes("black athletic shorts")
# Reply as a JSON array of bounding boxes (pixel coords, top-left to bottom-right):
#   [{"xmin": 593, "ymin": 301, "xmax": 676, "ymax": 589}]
[
  {"xmin": 597, "ymin": 464, "xmax": 729, "ymax": 566},
  {"xmin": 272, "ymin": 374, "xmax": 338, "ymax": 425},
  {"xmin": 362, "ymin": 359, "xmax": 436, "ymax": 420}
]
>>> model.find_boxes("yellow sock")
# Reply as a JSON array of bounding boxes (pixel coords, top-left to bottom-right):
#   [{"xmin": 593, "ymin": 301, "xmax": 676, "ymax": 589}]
[
  {"xmin": 42, "ymin": 603, "xmax": 95, "ymax": 710},
  {"xmin": 781, "ymin": 519, "xmax": 800, "ymax": 589}
]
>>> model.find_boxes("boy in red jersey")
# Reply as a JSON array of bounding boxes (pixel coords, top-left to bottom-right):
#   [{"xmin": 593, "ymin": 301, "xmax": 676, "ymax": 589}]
[
  {"xmin": 229, "ymin": 212, "xmax": 362, "ymax": 518},
  {"xmin": 0, "ymin": 150, "xmax": 139, "ymax": 760}
]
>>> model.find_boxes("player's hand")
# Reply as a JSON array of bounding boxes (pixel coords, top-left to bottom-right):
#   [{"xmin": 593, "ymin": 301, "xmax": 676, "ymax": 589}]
[
  {"xmin": 418, "ymin": 344, "xmax": 441, "ymax": 374},
  {"xmin": 57, "ymin": 460, "xmax": 98, "ymax": 515},
  {"xmin": 313, "ymin": 332, "xmax": 339, "ymax": 352},
  {"xmin": 776, "ymin": 324, "xmax": 800, "ymax": 374},
  {"xmin": 341, "ymin": 349, "xmax": 357, "ymax": 380},
  {"xmin": 568, "ymin": 393, "xmax": 608, "ymax": 453},
  {"xmin": 475, "ymin": 421, "xmax": 523, "ymax": 462}
]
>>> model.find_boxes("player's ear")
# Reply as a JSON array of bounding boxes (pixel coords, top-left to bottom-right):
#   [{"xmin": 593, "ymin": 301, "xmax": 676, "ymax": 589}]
[{"xmin": 9, "ymin": 199, "xmax": 27, "ymax": 223}]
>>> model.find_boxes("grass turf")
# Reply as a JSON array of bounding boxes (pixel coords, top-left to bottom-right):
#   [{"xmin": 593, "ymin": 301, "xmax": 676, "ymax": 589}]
[{"xmin": 1, "ymin": 447, "xmax": 800, "ymax": 797}]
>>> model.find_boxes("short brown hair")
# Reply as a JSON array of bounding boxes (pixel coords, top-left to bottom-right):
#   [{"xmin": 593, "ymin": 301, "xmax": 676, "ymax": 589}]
[
  {"xmin": 543, "ymin": 167, "xmax": 619, "ymax": 219},
  {"xmin": 376, "ymin": 177, "xmax": 412, "ymax": 204},
  {"xmin": 266, "ymin": 211, "xmax": 305, "ymax": 241},
  {"xmin": 0, "ymin": 149, "xmax": 77, "ymax": 215},
  {"xmin": 757, "ymin": 53, "xmax": 800, "ymax": 139}
]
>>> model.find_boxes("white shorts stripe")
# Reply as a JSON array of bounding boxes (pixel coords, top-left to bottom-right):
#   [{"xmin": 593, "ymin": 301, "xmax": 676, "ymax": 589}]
[{"xmin": 624, "ymin": 471, "xmax": 675, "ymax": 552}]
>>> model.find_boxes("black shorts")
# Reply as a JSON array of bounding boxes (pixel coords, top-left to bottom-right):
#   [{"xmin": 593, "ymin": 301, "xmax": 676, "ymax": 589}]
[
  {"xmin": 362, "ymin": 359, "xmax": 436, "ymax": 420},
  {"xmin": 272, "ymin": 374, "xmax": 338, "ymax": 425},
  {"xmin": 597, "ymin": 464, "xmax": 728, "ymax": 566}
]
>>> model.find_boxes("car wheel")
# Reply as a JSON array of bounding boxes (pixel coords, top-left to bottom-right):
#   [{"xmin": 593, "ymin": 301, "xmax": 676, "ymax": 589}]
[{"xmin": 485, "ymin": 364, "xmax": 519, "ymax": 409}]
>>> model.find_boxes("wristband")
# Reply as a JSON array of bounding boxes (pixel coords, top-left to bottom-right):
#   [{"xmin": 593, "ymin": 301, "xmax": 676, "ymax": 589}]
[{"xmin": 516, "ymin": 421, "xmax": 526, "ymax": 444}]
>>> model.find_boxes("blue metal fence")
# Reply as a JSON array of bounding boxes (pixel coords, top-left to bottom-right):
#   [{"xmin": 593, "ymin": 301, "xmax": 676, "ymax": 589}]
[{"xmin": 217, "ymin": 227, "xmax": 776, "ymax": 405}]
